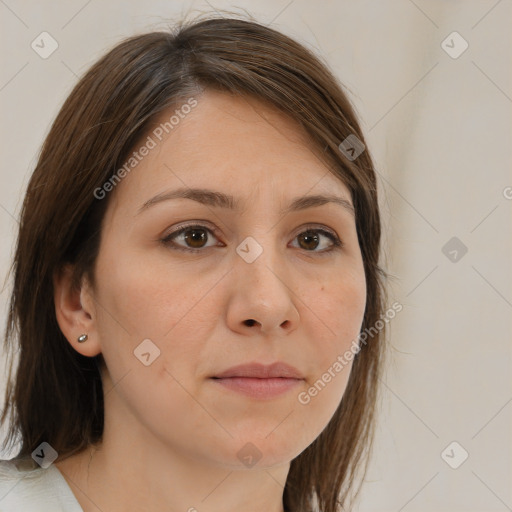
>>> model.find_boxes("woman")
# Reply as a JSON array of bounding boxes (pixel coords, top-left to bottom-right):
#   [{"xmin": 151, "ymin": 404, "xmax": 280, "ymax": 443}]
[{"xmin": 0, "ymin": 15, "xmax": 388, "ymax": 512}]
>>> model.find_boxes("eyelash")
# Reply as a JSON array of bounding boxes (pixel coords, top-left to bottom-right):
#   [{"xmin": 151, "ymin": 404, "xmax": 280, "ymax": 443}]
[{"xmin": 160, "ymin": 222, "xmax": 343, "ymax": 255}]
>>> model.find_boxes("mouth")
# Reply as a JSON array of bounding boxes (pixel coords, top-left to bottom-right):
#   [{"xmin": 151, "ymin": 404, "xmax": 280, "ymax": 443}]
[{"xmin": 210, "ymin": 362, "xmax": 304, "ymax": 399}]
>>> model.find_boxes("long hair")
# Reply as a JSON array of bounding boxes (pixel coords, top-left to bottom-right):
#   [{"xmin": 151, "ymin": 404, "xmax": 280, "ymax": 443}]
[{"xmin": 1, "ymin": 15, "xmax": 388, "ymax": 512}]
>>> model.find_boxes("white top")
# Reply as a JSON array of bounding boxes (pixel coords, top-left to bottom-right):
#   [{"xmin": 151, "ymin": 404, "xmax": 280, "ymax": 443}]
[{"xmin": 0, "ymin": 457, "xmax": 83, "ymax": 511}]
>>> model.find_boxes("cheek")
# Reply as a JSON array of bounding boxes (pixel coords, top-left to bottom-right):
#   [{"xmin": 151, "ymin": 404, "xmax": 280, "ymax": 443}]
[
  {"xmin": 294, "ymin": 266, "xmax": 366, "ymax": 420},
  {"xmin": 305, "ymin": 265, "xmax": 367, "ymax": 351},
  {"xmin": 297, "ymin": 358, "xmax": 354, "ymax": 437},
  {"xmin": 94, "ymin": 248, "xmax": 217, "ymax": 341},
  {"xmin": 93, "ymin": 250, "xmax": 224, "ymax": 396},
  {"xmin": 92, "ymin": 256, "xmax": 215, "ymax": 443}
]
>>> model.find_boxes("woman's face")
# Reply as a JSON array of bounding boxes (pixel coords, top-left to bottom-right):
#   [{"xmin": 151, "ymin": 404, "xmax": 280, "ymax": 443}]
[{"xmin": 86, "ymin": 89, "xmax": 366, "ymax": 468}]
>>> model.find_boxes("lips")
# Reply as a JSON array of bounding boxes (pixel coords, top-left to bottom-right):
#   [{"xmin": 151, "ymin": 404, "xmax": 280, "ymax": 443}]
[
  {"xmin": 212, "ymin": 362, "xmax": 304, "ymax": 380},
  {"xmin": 210, "ymin": 362, "xmax": 304, "ymax": 399}
]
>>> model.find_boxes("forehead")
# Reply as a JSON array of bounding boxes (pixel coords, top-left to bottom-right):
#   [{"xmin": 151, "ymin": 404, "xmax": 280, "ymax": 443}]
[{"xmin": 107, "ymin": 89, "xmax": 351, "ymax": 217}]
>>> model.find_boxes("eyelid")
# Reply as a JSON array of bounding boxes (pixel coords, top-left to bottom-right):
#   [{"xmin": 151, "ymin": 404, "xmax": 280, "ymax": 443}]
[
  {"xmin": 161, "ymin": 221, "xmax": 343, "ymax": 253},
  {"xmin": 295, "ymin": 223, "xmax": 340, "ymax": 240},
  {"xmin": 291, "ymin": 223, "xmax": 344, "ymax": 253},
  {"xmin": 160, "ymin": 221, "xmax": 223, "ymax": 250}
]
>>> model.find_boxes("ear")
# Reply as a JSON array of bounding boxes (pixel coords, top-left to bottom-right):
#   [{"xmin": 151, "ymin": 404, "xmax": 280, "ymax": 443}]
[{"xmin": 53, "ymin": 264, "xmax": 102, "ymax": 357}]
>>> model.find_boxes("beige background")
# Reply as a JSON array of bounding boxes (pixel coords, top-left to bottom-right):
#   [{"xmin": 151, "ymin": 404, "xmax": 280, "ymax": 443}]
[{"xmin": 1, "ymin": 1, "xmax": 511, "ymax": 511}]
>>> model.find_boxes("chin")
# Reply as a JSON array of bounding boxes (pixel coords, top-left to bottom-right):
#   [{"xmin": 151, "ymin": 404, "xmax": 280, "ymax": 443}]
[{"xmin": 220, "ymin": 431, "xmax": 306, "ymax": 470}]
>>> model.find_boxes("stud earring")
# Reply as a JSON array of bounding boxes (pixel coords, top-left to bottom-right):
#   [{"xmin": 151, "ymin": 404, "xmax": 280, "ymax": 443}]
[{"xmin": 77, "ymin": 334, "xmax": 88, "ymax": 343}]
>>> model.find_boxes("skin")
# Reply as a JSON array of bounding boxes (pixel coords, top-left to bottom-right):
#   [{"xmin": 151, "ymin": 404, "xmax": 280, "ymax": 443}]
[{"xmin": 53, "ymin": 89, "xmax": 367, "ymax": 512}]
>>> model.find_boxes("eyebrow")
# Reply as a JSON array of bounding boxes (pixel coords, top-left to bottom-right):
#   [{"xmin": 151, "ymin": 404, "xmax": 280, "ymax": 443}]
[{"xmin": 136, "ymin": 187, "xmax": 355, "ymax": 217}]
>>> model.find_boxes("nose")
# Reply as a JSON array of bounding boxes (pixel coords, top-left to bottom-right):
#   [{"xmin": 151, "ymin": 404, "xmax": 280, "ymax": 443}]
[{"xmin": 226, "ymin": 239, "xmax": 300, "ymax": 337}]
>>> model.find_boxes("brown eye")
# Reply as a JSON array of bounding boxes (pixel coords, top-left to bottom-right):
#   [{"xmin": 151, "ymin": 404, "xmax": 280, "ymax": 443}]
[
  {"xmin": 291, "ymin": 227, "xmax": 342, "ymax": 254},
  {"xmin": 183, "ymin": 228, "xmax": 208, "ymax": 248},
  {"xmin": 162, "ymin": 224, "xmax": 342, "ymax": 255},
  {"xmin": 161, "ymin": 224, "xmax": 219, "ymax": 252},
  {"xmin": 298, "ymin": 230, "xmax": 320, "ymax": 250}
]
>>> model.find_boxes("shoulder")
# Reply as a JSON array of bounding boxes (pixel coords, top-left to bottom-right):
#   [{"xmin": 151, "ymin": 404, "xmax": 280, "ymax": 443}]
[{"xmin": 0, "ymin": 458, "xmax": 83, "ymax": 512}]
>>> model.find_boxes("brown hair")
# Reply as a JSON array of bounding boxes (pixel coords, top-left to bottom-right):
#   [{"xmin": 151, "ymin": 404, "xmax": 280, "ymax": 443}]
[{"xmin": 1, "ymin": 14, "xmax": 388, "ymax": 512}]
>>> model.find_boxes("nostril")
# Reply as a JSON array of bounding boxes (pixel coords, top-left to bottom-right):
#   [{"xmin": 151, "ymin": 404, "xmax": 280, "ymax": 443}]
[{"xmin": 244, "ymin": 319, "xmax": 257, "ymax": 327}]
